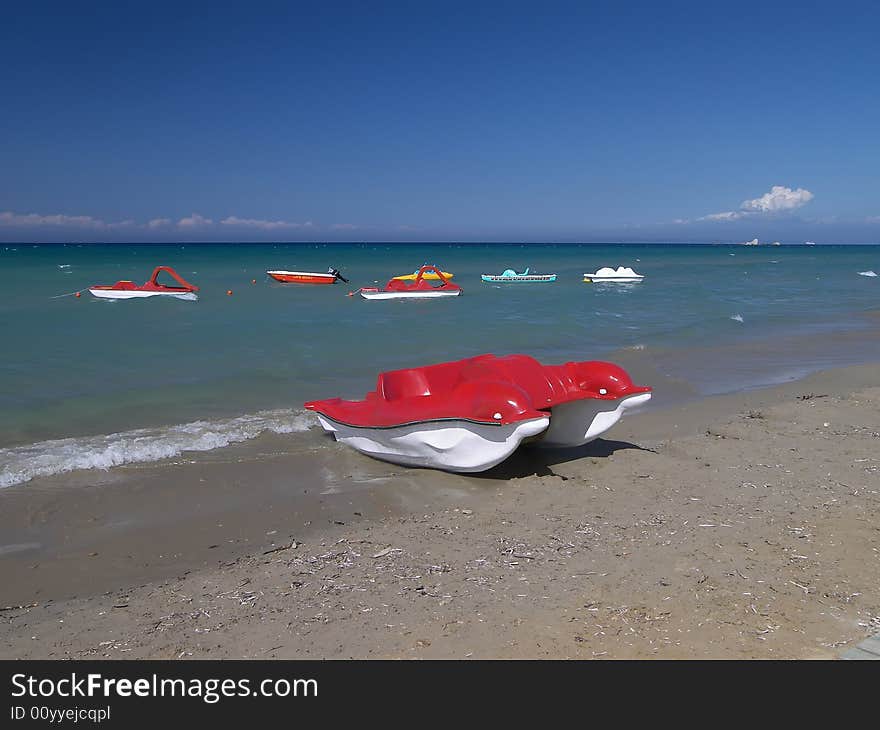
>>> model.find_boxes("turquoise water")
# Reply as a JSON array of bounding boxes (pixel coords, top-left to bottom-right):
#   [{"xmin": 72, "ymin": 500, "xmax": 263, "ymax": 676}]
[{"xmin": 1, "ymin": 242, "xmax": 878, "ymax": 486}]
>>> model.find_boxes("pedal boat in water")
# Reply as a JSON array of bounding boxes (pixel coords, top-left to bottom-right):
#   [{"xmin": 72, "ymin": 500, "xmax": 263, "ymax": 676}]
[
  {"xmin": 88, "ymin": 266, "xmax": 200, "ymax": 300},
  {"xmin": 392, "ymin": 266, "xmax": 454, "ymax": 281},
  {"xmin": 481, "ymin": 268, "xmax": 557, "ymax": 283},
  {"xmin": 267, "ymin": 268, "xmax": 349, "ymax": 284},
  {"xmin": 356, "ymin": 265, "xmax": 462, "ymax": 300},
  {"xmin": 304, "ymin": 354, "xmax": 651, "ymax": 472},
  {"xmin": 583, "ymin": 266, "xmax": 644, "ymax": 283}
]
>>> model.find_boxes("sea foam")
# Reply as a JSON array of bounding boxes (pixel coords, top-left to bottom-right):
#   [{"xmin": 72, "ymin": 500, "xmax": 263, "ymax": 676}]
[
  {"xmin": 0, "ymin": 409, "xmax": 315, "ymax": 489},
  {"xmin": 858, "ymin": 270, "xmax": 877, "ymax": 277}
]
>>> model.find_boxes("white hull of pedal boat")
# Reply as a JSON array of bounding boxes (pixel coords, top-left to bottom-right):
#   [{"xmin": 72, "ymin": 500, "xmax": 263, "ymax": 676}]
[
  {"xmin": 583, "ymin": 266, "xmax": 644, "ymax": 283},
  {"xmin": 88, "ymin": 289, "xmax": 198, "ymax": 300},
  {"xmin": 535, "ymin": 392, "xmax": 652, "ymax": 448},
  {"xmin": 358, "ymin": 289, "xmax": 462, "ymax": 300},
  {"xmin": 313, "ymin": 413, "xmax": 550, "ymax": 472}
]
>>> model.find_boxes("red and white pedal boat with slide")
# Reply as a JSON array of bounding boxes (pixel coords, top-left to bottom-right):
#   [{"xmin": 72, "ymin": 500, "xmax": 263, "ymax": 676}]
[
  {"xmin": 88, "ymin": 266, "xmax": 200, "ymax": 301},
  {"xmin": 305, "ymin": 354, "xmax": 651, "ymax": 472},
  {"xmin": 355, "ymin": 265, "xmax": 462, "ymax": 300}
]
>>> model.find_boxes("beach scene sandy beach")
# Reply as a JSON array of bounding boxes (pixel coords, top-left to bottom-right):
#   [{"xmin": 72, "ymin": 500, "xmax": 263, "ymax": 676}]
[
  {"xmin": 2, "ymin": 2, "xmax": 879, "ymax": 669},
  {"xmin": 1, "ymin": 362, "xmax": 879, "ymax": 659},
  {"xmin": 1, "ymin": 245, "xmax": 878, "ymax": 661}
]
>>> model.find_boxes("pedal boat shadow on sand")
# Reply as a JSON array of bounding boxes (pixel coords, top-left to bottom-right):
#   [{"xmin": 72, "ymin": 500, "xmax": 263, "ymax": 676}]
[{"xmin": 304, "ymin": 354, "xmax": 651, "ymax": 472}]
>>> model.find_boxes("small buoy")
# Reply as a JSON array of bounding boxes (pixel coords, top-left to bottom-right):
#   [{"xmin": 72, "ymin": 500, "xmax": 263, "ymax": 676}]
[
  {"xmin": 347, "ymin": 291, "xmax": 354, "ymax": 297},
  {"xmin": 251, "ymin": 279, "xmax": 256, "ymax": 284},
  {"xmin": 227, "ymin": 290, "xmax": 233, "ymax": 296},
  {"xmin": 75, "ymin": 292, "xmax": 81, "ymax": 298}
]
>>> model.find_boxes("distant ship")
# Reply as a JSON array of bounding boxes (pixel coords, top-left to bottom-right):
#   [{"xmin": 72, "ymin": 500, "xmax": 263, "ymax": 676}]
[
  {"xmin": 805, "ymin": 241, "xmax": 816, "ymax": 245},
  {"xmin": 741, "ymin": 238, "xmax": 759, "ymax": 246}
]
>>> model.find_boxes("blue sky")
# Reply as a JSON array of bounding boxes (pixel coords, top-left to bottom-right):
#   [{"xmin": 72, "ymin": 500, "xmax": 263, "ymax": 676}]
[{"xmin": 2, "ymin": 0, "xmax": 879, "ymax": 242}]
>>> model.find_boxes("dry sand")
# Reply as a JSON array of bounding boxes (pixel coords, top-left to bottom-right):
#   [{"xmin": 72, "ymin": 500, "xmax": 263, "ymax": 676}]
[{"xmin": 1, "ymin": 364, "xmax": 878, "ymax": 659}]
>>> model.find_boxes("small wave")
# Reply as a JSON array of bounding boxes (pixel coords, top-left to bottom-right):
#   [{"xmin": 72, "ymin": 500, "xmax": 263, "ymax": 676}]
[
  {"xmin": 730, "ymin": 314, "xmax": 744, "ymax": 323},
  {"xmin": 625, "ymin": 344, "xmax": 647, "ymax": 350},
  {"xmin": 0, "ymin": 409, "xmax": 315, "ymax": 489},
  {"xmin": 58, "ymin": 264, "xmax": 71, "ymax": 269},
  {"xmin": 858, "ymin": 270, "xmax": 877, "ymax": 277}
]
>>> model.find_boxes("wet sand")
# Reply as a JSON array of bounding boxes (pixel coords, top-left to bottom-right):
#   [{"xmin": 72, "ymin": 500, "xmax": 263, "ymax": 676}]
[{"xmin": 1, "ymin": 363, "xmax": 878, "ymax": 659}]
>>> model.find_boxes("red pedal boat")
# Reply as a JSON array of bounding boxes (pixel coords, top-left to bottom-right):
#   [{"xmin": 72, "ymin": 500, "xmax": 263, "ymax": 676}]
[
  {"xmin": 89, "ymin": 266, "xmax": 200, "ymax": 301},
  {"xmin": 267, "ymin": 268, "xmax": 349, "ymax": 285},
  {"xmin": 305, "ymin": 354, "xmax": 651, "ymax": 472},
  {"xmin": 356, "ymin": 264, "xmax": 462, "ymax": 299}
]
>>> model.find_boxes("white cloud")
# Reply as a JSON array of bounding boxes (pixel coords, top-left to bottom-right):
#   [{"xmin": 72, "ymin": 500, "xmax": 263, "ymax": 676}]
[
  {"xmin": 700, "ymin": 185, "xmax": 814, "ymax": 221},
  {"xmin": 0, "ymin": 209, "xmax": 370, "ymax": 236},
  {"xmin": 702, "ymin": 211, "xmax": 743, "ymax": 221},
  {"xmin": 177, "ymin": 213, "xmax": 213, "ymax": 228},
  {"xmin": 0, "ymin": 211, "xmax": 110, "ymax": 228},
  {"xmin": 1, "ymin": 210, "xmax": 320, "ymax": 232},
  {"xmin": 220, "ymin": 216, "xmax": 312, "ymax": 231},
  {"xmin": 0, "ymin": 211, "xmax": 138, "ymax": 229},
  {"xmin": 741, "ymin": 185, "xmax": 814, "ymax": 213}
]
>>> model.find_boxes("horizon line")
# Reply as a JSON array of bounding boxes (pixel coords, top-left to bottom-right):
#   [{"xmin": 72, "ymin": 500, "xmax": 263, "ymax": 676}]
[{"xmin": 4, "ymin": 240, "xmax": 878, "ymax": 246}]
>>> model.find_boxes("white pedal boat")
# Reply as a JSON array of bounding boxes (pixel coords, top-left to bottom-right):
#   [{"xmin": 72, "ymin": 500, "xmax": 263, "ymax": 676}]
[{"xmin": 583, "ymin": 266, "xmax": 644, "ymax": 283}]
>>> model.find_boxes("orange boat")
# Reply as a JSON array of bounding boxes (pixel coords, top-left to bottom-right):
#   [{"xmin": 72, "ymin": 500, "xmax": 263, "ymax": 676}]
[{"xmin": 266, "ymin": 268, "xmax": 349, "ymax": 285}]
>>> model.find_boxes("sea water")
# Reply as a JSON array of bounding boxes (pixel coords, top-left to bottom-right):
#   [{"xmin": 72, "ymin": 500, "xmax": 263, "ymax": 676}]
[{"xmin": 1, "ymin": 242, "xmax": 878, "ymax": 487}]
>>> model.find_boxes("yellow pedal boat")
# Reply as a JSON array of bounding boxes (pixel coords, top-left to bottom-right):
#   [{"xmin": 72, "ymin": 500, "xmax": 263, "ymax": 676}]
[{"xmin": 392, "ymin": 266, "xmax": 454, "ymax": 281}]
